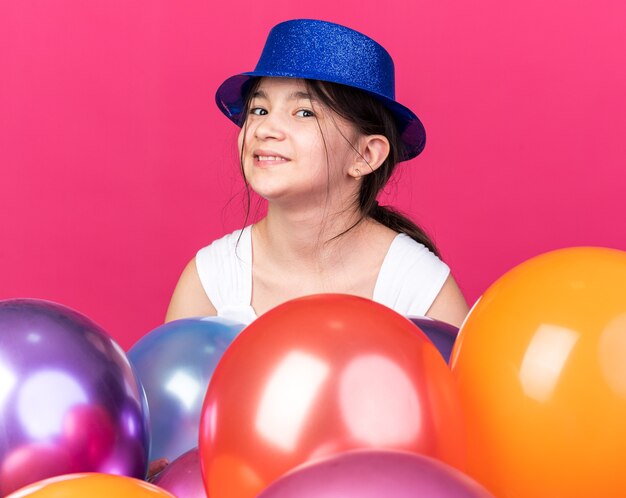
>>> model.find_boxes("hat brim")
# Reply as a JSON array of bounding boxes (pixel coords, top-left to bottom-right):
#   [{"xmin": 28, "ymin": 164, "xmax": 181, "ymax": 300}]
[{"xmin": 215, "ymin": 72, "xmax": 426, "ymax": 161}]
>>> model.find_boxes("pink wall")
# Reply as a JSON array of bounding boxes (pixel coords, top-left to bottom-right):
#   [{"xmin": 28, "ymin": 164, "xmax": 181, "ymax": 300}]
[{"xmin": 2, "ymin": 1, "xmax": 625, "ymax": 349}]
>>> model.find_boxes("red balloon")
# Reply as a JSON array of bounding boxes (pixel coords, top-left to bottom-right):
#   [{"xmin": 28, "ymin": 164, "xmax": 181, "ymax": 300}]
[{"xmin": 199, "ymin": 294, "xmax": 465, "ymax": 498}]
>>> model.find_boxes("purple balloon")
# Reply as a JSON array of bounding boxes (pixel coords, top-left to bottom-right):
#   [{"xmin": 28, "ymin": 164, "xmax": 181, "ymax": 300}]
[
  {"xmin": 153, "ymin": 449, "xmax": 206, "ymax": 498},
  {"xmin": 408, "ymin": 316, "xmax": 459, "ymax": 363},
  {"xmin": 257, "ymin": 450, "xmax": 494, "ymax": 498},
  {"xmin": 0, "ymin": 299, "xmax": 149, "ymax": 497}
]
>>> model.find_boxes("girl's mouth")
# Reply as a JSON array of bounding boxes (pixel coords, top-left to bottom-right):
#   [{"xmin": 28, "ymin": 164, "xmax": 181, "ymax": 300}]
[{"xmin": 253, "ymin": 152, "xmax": 290, "ymax": 166}]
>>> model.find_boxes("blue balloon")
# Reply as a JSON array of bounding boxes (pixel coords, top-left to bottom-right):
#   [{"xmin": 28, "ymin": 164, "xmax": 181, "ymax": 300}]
[
  {"xmin": 128, "ymin": 317, "xmax": 244, "ymax": 463},
  {"xmin": 408, "ymin": 316, "xmax": 459, "ymax": 364}
]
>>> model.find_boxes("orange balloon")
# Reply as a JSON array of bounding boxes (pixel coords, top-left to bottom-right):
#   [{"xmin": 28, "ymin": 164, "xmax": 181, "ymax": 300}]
[
  {"xmin": 5, "ymin": 473, "xmax": 174, "ymax": 498},
  {"xmin": 450, "ymin": 247, "xmax": 626, "ymax": 498},
  {"xmin": 199, "ymin": 294, "xmax": 465, "ymax": 498}
]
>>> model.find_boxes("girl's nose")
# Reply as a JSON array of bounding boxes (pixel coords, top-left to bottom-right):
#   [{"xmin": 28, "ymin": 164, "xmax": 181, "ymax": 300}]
[{"xmin": 253, "ymin": 112, "xmax": 287, "ymax": 141}]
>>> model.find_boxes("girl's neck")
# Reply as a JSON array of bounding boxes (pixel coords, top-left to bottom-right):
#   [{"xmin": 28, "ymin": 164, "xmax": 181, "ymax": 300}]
[{"xmin": 253, "ymin": 204, "xmax": 374, "ymax": 271}]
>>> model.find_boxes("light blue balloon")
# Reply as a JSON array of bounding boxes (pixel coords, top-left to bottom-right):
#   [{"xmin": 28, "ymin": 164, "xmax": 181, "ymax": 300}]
[{"xmin": 128, "ymin": 317, "xmax": 244, "ymax": 463}]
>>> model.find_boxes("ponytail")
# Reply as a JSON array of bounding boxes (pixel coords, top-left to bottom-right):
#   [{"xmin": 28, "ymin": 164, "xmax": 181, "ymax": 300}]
[{"xmin": 369, "ymin": 201, "xmax": 440, "ymax": 257}]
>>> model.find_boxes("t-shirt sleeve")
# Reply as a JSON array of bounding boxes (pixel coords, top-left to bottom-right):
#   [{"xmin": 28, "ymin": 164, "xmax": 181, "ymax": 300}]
[
  {"xmin": 195, "ymin": 237, "xmax": 227, "ymax": 311},
  {"xmin": 195, "ymin": 228, "xmax": 251, "ymax": 313},
  {"xmin": 374, "ymin": 235, "xmax": 450, "ymax": 317}
]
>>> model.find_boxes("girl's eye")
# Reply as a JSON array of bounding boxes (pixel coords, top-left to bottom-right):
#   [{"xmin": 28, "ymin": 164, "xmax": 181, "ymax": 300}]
[
  {"xmin": 295, "ymin": 109, "xmax": 315, "ymax": 118},
  {"xmin": 249, "ymin": 107, "xmax": 267, "ymax": 116}
]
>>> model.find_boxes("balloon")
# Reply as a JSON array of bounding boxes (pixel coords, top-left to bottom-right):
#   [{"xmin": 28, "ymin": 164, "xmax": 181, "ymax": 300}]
[
  {"xmin": 62, "ymin": 404, "xmax": 116, "ymax": 468},
  {"xmin": 6, "ymin": 473, "xmax": 175, "ymax": 498},
  {"xmin": 258, "ymin": 450, "xmax": 494, "ymax": 498},
  {"xmin": 0, "ymin": 299, "xmax": 149, "ymax": 497},
  {"xmin": 199, "ymin": 294, "xmax": 465, "ymax": 498},
  {"xmin": 408, "ymin": 316, "xmax": 459, "ymax": 363},
  {"xmin": 128, "ymin": 317, "xmax": 243, "ymax": 462},
  {"xmin": 450, "ymin": 247, "xmax": 626, "ymax": 498},
  {"xmin": 0, "ymin": 443, "xmax": 76, "ymax": 497},
  {"xmin": 153, "ymin": 449, "xmax": 206, "ymax": 498}
]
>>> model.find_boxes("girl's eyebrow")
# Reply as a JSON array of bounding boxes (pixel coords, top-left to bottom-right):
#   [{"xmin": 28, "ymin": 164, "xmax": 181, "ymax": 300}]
[
  {"xmin": 288, "ymin": 91, "xmax": 316, "ymax": 102},
  {"xmin": 252, "ymin": 89, "xmax": 317, "ymax": 102}
]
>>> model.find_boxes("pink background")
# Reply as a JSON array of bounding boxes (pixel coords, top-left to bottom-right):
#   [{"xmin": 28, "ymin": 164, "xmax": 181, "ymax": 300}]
[{"xmin": 1, "ymin": 1, "xmax": 624, "ymax": 350}]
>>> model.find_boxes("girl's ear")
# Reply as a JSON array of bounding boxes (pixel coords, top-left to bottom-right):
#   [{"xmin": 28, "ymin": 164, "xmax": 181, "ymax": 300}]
[{"xmin": 348, "ymin": 135, "xmax": 390, "ymax": 179}]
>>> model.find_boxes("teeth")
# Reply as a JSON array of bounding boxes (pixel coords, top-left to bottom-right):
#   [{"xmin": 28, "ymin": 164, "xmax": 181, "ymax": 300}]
[{"xmin": 257, "ymin": 155, "xmax": 286, "ymax": 161}]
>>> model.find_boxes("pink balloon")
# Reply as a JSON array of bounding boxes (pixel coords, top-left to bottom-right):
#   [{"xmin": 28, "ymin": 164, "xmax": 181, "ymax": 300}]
[
  {"xmin": 62, "ymin": 404, "xmax": 116, "ymax": 468},
  {"xmin": 0, "ymin": 443, "xmax": 76, "ymax": 497},
  {"xmin": 257, "ymin": 450, "xmax": 494, "ymax": 498},
  {"xmin": 153, "ymin": 449, "xmax": 206, "ymax": 498}
]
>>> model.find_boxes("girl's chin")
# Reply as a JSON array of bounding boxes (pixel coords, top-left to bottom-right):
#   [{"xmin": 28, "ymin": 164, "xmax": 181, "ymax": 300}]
[{"xmin": 247, "ymin": 183, "xmax": 290, "ymax": 201}]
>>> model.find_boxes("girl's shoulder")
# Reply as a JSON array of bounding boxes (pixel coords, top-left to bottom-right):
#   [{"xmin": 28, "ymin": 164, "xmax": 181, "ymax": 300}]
[
  {"xmin": 198, "ymin": 225, "xmax": 252, "ymax": 255},
  {"xmin": 195, "ymin": 226, "xmax": 254, "ymax": 318},
  {"xmin": 374, "ymin": 231, "xmax": 450, "ymax": 317}
]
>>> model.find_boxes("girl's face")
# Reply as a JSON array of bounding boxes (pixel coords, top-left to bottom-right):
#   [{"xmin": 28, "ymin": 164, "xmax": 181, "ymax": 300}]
[{"xmin": 238, "ymin": 78, "xmax": 361, "ymax": 208}]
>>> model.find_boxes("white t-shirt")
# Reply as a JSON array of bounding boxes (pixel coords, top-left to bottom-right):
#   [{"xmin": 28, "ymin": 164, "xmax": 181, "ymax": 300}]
[{"xmin": 195, "ymin": 226, "xmax": 450, "ymax": 325}]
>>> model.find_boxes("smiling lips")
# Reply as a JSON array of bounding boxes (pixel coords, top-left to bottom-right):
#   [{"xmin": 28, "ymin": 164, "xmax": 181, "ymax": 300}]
[{"xmin": 253, "ymin": 151, "xmax": 290, "ymax": 167}]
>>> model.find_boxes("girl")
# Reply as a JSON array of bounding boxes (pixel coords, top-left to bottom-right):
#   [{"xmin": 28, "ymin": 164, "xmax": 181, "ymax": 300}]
[{"xmin": 165, "ymin": 19, "xmax": 469, "ymax": 328}]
